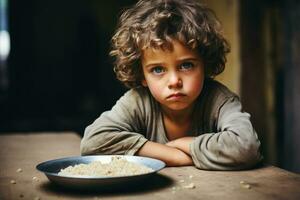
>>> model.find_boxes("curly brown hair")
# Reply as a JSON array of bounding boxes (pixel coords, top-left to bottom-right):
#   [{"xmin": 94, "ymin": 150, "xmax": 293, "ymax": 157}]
[{"xmin": 110, "ymin": 0, "xmax": 230, "ymax": 88}]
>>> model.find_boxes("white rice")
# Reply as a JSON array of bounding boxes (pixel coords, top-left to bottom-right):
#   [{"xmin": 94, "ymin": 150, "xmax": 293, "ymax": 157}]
[{"xmin": 58, "ymin": 156, "xmax": 153, "ymax": 177}]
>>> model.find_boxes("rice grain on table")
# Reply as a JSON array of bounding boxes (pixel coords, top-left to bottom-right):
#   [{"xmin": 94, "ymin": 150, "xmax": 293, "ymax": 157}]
[{"xmin": 58, "ymin": 157, "xmax": 153, "ymax": 177}]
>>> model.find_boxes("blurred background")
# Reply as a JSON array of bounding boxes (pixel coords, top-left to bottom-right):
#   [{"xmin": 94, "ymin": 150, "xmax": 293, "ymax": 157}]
[{"xmin": 0, "ymin": 0, "xmax": 299, "ymax": 173}]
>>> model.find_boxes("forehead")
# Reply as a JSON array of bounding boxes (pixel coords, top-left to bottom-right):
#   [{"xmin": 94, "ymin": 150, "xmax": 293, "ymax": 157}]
[{"xmin": 141, "ymin": 40, "xmax": 200, "ymax": 63}]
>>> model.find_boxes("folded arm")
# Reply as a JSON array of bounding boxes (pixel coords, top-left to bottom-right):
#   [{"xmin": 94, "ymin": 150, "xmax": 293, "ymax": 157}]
[
  {"xmin": 165, "ymin": 137, "xmax": 195, "ymax": 155},
  {"xmin": 136, "ymin": 141, "xmax": 193, "ymax": 166},
  {"xmin": 80, "ymin": 89, "xmax": 193, "ymax": 167},
  {"xmin": 189, "ymin": 97, "xmax": 263, "ymax": 170}
]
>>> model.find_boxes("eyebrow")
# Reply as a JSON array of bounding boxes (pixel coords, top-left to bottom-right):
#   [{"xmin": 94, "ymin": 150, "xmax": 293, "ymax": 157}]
[
  {"xmin": 143, "ymin": 57, "xmax": 200, "ymax": 68},
  {"xmin": 144, "ymin": 62, "xmax": 164, "ymax": 68}
]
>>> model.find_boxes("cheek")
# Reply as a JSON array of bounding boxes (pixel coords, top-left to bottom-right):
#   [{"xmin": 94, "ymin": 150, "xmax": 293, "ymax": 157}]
[
  {"xmin": 148, "ymin": 83, "xmax": 162, "ymax": 97},
  {"xmin": 189, "ymin": 82, "xmax": 203, "ymax": 95},
  {"xmin": 186, "ymin": 73, "xmax": 204, "ymax": 95},
  {"xmin": 145, "ymin": 79, "xmax": 164, "ymax": 99}
]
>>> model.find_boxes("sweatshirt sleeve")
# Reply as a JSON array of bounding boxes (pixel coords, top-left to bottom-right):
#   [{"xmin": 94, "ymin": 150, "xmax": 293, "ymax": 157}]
[
  {"xmin": 190, "ymin": 97, "xmax": 263, "ymax": 170},
  {"xmin": 80, "ymin": 89, "xmax": 148, "ymax": 156}
]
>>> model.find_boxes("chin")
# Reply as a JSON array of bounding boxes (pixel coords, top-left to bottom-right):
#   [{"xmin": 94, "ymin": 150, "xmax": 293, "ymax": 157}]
[{"xmin": 166, "ymin": 103, "xmax": 191, "ymax": 111}]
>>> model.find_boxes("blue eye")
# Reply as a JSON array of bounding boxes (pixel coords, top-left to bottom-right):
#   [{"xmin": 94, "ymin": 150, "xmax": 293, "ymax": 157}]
[
  {"xmin": 180, "ymin": 62, "xmax": 194, "ymax": 70},
  {"xmin": 151, "ymin": 66, "xmax": 164, "ymax": 75}
]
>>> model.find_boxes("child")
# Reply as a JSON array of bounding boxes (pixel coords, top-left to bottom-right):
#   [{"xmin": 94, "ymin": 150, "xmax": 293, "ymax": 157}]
[{"xmin": 80, "ymin": 0, "xmax": 263, "ymax": 170}]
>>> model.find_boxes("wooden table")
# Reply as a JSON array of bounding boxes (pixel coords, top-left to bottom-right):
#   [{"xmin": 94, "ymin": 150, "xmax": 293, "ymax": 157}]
[{"xmin": 0, "ymin": 132, "xmax": 299, "ymax": 200}]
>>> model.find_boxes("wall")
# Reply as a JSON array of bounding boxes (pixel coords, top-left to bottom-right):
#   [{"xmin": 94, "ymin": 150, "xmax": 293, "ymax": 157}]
[{"xmin": 204, "ymin": 0, "xmax": 241, "ymax": 95}]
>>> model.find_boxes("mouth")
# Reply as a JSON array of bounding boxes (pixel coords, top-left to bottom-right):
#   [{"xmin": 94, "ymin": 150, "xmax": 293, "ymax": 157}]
[{"xmin": 166, "ymin": 93, "xmax": 186, "ymax": 100}]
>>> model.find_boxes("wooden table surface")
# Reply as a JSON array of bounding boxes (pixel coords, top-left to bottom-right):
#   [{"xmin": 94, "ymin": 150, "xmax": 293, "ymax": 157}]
[{"xmin": 0, "ymin": 132, "xmax": 299, "ymax": 200}]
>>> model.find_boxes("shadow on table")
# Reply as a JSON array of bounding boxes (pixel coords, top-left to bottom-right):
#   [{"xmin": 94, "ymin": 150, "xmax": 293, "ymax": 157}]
[{"xmin": 39, "ymin": 173, "xmax": 174, "ymax": 197}]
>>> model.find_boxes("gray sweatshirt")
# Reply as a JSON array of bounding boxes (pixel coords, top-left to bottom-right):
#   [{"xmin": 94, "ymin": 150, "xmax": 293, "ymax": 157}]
[{"xmin": 81, "ymin": 79, "xmax": 263, "ymax": 170}]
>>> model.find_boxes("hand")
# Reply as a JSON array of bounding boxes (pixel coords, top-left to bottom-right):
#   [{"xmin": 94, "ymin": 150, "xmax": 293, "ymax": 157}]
[
  {"xmin": 166, "ymin": 137, "xmax": 195, "ymax": 155},
  {"xmin": 136, "ymin": 141, "xmax": 193, "ymax": 166}
]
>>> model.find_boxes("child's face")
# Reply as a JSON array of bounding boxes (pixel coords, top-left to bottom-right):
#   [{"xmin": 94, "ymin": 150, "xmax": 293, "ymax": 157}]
[{"xmin": 141, "ymin": 40, "xmax": 204, "ymax": 112}]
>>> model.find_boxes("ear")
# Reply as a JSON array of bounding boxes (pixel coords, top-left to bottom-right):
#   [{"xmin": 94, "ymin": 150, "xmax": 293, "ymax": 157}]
[{"xmin": 141, "ymin": 79, "xmax": 148, "ymax": 87}]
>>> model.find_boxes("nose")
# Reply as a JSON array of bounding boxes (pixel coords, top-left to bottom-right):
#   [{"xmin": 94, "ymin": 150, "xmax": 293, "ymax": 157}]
[{"xmin": 168, "ymin": 72, "xmax": 183, "ymax": 89}]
